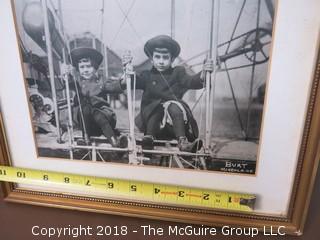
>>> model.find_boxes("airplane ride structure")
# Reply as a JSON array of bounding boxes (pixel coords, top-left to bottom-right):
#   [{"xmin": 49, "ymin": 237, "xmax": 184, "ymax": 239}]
[{"xmin": 18, "ymin": 0, "xmax": 274, "ymax": 172}]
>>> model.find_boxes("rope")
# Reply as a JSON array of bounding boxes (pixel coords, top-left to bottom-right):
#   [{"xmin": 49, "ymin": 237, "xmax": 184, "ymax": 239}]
[
  {"xmin": 225, "ymin": 0, "xmax": 247, "ymax": 55},
  {"xmin": 110, "ymin": 0, "xmax": 137, "ymax": 48},
  {"xmin": 191, "ymin": 89, "xmax": 205, "ymax": 112},
  {"xmin": 245, "ymin": 0, "xmax": 261, "ymax": 139},
  {"xmin": 223, "ymin": 61, "xmax": 246, "ymax": 138},
  {"xmin": 72, "ymin": 74, "xmax": 89, "ymax": 142},
  {"xmin": 264, "ymin": 0, "xmax": 274, "ymax": 20},
  {"xmin": 100, "ymin": 0, "xmax": 105, "ymax": 43},
  {"xmin": 194, "ymin": 79, "xmax": 206, "ymax": 162}
]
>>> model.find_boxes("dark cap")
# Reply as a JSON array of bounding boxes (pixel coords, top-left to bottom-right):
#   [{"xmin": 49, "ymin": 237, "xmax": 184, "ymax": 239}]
[
  {"xmin": 70, "ymin": 47, "xmax": 103, "ymax": 70},
  {"xmin": 144, "ymin": 35, "xmax": 181, "ymax": 59}
]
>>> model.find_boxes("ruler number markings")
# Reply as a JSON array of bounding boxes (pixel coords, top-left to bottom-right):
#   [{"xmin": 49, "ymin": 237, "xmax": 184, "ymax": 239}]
[
  {"xmin": 0, "ymin": 166, "xmax": 255, "ymax": 212},
  {"xmin": 0, "ymin": 169, "xmax": 7, "ymax": 176}
]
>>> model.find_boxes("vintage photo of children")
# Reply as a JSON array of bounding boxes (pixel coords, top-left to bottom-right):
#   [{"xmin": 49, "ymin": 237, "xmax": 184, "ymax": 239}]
[{"xmin": 12, "ymin": 0, "xmax": 275, "ymax": 174}]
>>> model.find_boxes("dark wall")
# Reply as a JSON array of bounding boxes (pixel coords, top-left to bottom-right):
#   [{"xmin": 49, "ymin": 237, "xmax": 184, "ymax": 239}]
[{"xmin": 0, "ymin": 165, "xmax": 319, "ymax": 240}]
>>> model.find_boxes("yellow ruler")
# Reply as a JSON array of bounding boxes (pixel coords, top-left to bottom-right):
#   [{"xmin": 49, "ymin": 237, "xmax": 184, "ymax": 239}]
[{"xmin": 0, "ymin": 166, "xmax": 256, "ymax": 212}]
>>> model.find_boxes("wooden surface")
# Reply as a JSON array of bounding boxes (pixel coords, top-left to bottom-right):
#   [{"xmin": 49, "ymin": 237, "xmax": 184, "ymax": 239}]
[{"xmin": 0, "ymin": 165, "xmax": 319, "ymax": 240}]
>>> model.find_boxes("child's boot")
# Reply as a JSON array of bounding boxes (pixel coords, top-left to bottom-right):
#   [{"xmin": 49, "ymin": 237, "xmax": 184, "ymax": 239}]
[{"xmin": 178, "ymin": 136, "xmax": 203, "ymax": 153}]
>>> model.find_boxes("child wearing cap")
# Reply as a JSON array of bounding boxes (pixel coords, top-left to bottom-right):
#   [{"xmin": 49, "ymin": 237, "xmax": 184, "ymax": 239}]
[
  {"xmin": 68, "ymin": 45, "xmax": 127, "ymax": 148},
  {"xmin": 121, "ymin": 35, "xmax": 213, "ymax": 153}
]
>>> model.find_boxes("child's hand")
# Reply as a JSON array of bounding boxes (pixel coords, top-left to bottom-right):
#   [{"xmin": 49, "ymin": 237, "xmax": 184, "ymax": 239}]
[
  {"xmin": 122, "ymin": 51, "xmax": 133, "ymax": 67},
  {"xmin": 61, "ymin": 63, "xmax": 73, "ymax": 76},
  {"xmin": 122, "ymin": 51, "xmax": 134, "ymax": 74},
  {"xmin": 203, "ymin": 59, "xmax": 214, "ymax": 72},
  {"xmin": 200, "ymin": 58, "xmax": 214, "ymax": 81}
]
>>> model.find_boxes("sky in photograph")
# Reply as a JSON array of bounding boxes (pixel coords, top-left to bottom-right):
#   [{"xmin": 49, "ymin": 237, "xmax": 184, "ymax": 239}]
[
  {"xmin": 14, "ymin": 0, "xmax": 274, "ymax": 98},
  {"xmin": 58, "ymin": 0, "xmax": 273, "ymax": 65}
]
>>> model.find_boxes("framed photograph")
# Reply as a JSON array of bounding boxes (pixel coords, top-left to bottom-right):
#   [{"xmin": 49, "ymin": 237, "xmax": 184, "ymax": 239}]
[{"xmin": 0, "ymin": 0, "xmax": 319, "ymax": 235}]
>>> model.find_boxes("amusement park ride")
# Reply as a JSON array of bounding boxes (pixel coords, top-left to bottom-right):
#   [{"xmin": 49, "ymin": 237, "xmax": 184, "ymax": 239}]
[{"xmin": 19, "ymin": 0, "xmax": 274, "ymax": 173}]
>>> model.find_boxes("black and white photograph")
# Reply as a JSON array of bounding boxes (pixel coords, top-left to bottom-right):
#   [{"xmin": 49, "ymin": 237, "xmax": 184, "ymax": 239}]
[{"xmin": 12, "ymin": 0, "xmax": 275, "ymax": 174}]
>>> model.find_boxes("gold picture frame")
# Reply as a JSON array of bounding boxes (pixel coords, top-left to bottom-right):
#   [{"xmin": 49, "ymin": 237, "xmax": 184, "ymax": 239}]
[{"xmin": 0, "ymin": 0, "xmax": 320, "ymax": 235}]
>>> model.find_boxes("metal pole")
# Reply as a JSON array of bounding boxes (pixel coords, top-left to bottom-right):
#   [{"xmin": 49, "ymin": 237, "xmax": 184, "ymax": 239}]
[
  {"xmin": 205, "ymin": 0, "xmax": 220, "ymax": 150},
  {"xmin": 125, "ymin": 69, "xmax": 138, "ymax": 164},
  {"xmin": 100, "ymin": 1, "xmax": 111, "ymax": 104},
  {"xmin": 92, "ymin": 142, "xmax": 97, "ymax": 162},
  {"xmin": 208, "ymin": 0, "xmax": 220, "ymax": 146},
  {"xmin": 63, "ymin": 66, "xmax": 74, "ymax": 158},
  {"xmin": 41, "ymin": 0, "xmax": 61, "ymax": 142},
  {"xmin": 103, "ymin": 46, "xmax": 109, "ymax": 78},
  {"xmin": 57, "ymin": 0, "xmax": 64, "ymax": 33},
  {"xmin": 205, "ymin": 1, "xmax": 214, "ymax": 149},
  {"xmin": 58, "ymin": 0, "xmax": 74, "ymax": 159},
  {"xmin": 100, "ymin": 0, "xmax": 109, "ymax": 78},
  {"xmin": 126, "ymin": 74, "xmax": 134, "ymax": 143},
  {"xmin": 171, "ymin": 0, "xmax": 176, "ymax": 39}
]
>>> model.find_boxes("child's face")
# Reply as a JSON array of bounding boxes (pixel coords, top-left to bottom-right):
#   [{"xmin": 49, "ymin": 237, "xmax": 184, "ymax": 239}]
[
  {"xmin": 78, "ymin": 58, "xmax": 96, "ymax": 80},
  {"xmin": 151, "ymin": 51, "xmax": 172, "ymax": 72}
]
